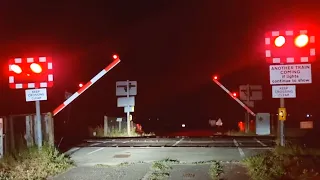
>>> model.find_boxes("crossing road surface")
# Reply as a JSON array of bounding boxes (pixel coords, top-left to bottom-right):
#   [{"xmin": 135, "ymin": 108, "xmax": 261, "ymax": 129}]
[
  {"xmin": 52, "ymin": 136, "xmax": 275, "ymax": 179},
  {"xmin": 66, "ymin": 136, "xmax": 275, "ymax": 166}
]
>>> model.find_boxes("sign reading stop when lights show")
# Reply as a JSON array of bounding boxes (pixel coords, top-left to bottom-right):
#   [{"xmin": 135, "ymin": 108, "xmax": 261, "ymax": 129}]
[{"xmin": 269, "ymin": 64, "xmax": 312, "ymax": 85}]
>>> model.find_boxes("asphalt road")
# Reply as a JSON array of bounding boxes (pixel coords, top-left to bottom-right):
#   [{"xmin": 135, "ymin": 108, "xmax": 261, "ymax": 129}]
[
  {"xmin": 78, "ymin": 136, "xmax": 275, "ymax": 148},
  {"xmin": 52, "ymin": 136, "xmax": 275, "ymax": 180}
]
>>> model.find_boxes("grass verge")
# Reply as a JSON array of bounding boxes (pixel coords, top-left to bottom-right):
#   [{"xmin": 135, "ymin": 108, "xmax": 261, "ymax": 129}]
[
  {"xmin": 148, "ymin": 158, "xmax": 178, "ymax": 180},
  {"xmin": 243, "ymin": 144, "xmax": 320, "ymax": 180},
  {"xmin": 0, "ymin": 144, "xmax": 74, "ymax": 180},
  {"xmin": 208, "ymin": 160, "xmax": 224, "ymax": 180}
]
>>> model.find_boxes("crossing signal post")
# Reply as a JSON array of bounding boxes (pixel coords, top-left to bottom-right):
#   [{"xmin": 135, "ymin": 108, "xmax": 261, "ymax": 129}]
[
  {"xmin": 8, "ymin": 57, "xmax": 53, "ymax": 150},
  {"xmin": 265, "ymin": 30, "xmax": 316, "ymax": 146}
]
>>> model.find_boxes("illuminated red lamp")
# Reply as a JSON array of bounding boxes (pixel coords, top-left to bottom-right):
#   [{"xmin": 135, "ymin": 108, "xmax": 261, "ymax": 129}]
[
  {"xmin": 79, "ymin": 83, "xmax": 84, "ymax": 88},
  {"xmin": 213, "ymin": 75, "xmax": 218, "ymax": 80},
  {"xmin": 112, "ymin": 54, "xmax": 119, "ymax": 60},
  {"xmin": 30, "ymin": 63, "xmax": 42, "ymax": 73},
  {"xmin": 10, "ymin": 64, "xmax": 22, "ymax": 74},
  {"xmin": 274, "ymin": 36, "xmax": 285, "ymax": 47},
  {"xmin": 232, "ymin": 92, "xmax": 237, "ymax": 97},
  {"xmin": 294, "ymin": 34, "xmax": 309, "ymax": 47}
]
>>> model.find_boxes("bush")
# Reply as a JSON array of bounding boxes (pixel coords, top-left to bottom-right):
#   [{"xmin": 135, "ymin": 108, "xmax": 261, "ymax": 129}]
[
  {"xmin": 0, "ymin": 144, "xmax": 74, "ymax": 180},
  {"xmin": 243, "ymin": 145, "xmax": 320, "ymax": 180},
  {"xmin": 243, "ymin": 151, "xmax": 285, "ymax": 180}
]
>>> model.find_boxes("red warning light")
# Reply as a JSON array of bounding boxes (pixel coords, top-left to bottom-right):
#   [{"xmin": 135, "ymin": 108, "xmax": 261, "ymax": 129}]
[
  {"xmin": 232, "ymin": 92, "xmax": 237, "ymax": 97},
  {"xmin": 10, "ymin": 64, "xmax": 22, "ymax": 74},
  {"xmin": 79, "ymin": 83, "xmax": 83, "ymax": 88},
  {"xmin": 30, "ymin": 63, "xmax": 42, "ymax": 73},
  {"xmin": 213, "ymin": 75, "xmax": 218, "ymax": 80},
  {"xmin": 112, "ymin": 54, "xmax": 118, "ymax": 60},
  {"xmin": 274, "ymin": 36, "xmax": 286, "ymax": 47},
  {"xmin": 294, "ymin": 34, "xmax": 309, "ymax": 48}
]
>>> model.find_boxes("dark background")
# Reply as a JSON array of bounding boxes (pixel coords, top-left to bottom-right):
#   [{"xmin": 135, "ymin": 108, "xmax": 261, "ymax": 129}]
[{"xmin": 0, "ymin": 1, "xmax": 320, "ymax": 137}]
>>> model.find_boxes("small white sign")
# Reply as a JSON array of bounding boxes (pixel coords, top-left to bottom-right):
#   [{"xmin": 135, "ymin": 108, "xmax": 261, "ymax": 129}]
[
  {"xmin": 124, "ymin": 106, "xmax": 134, "ymax": 113},
  {"xmin": 272, "ymin": 85, "xmax": 296, "ymax": 98},
  {"xmin": 116, "ymin": 81, "xmax": 137, "ymax": 96},
  {"xmin": 117, "ymin": 97, "xmax": 135, "ymax": 107},
  {"xmin": 25, "ymin": 88, "xmax": 47, "ymax": 102},
  {"xmin": 269, "ymin": 64, "xmax": 312, "ymax": 85},
  {"xmin": 116, "ymin": 118, "xmax": 122, "ymax": 122},
  {"xmin": 216, "ymin": 118, "xmax": 223, "ymax": 126}
]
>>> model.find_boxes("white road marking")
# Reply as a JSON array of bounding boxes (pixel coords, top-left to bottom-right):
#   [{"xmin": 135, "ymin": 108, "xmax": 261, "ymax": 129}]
[
  {"xmin": 87, "ymin": 147, "xmax": 104, "ymax": 155},
  {"xmin": 245, "ymin": 147, "xmax": 273, "ymax": 150},
  {"xmin": 254, "ymin": 138, "xmax": 267, "ymax": 147},
  {"xmin": 233, "ymin": 139, "xmax": 245, "ymax": 158},
  {"xmin": 172, "ymin": 137, "xmax": 184, "ymax": 146},
  {"xmin": 89, "ymin": 142, "xmax": 102, "ymax": 147},
  {"xmin": 66, "ymin": 147, "xmax": 80, "ymax": 155},
  {"xmin": 122, "ymin": 141, "xmax": 129, "ymax": 143}
]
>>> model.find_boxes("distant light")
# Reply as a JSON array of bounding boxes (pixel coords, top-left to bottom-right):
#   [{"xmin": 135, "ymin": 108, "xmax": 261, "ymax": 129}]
[
  {"xmin": 79, "ymin": 83, "xmax": 83, "ymax": 88},
  {"xmin": 30, "ymin": 63, "xmax": 42, "ymax": 73},
  {"xmin": 274, "ymin": 36, "xmax": 286, "ymax": 47},
  {"xmin": 182, "ymin": 124, "xmax": 186, "ymax": 128},
  {"xmin": 10, "ymin": 64, "xmax": 22, "ymax": 74},
  {"xmin": 232, "ymin": 92, "xmax": 237, "ymax": 97},
  {"xmin": 306, "ymin": 114, "xmax": 311, "ymax": 118},
  {"xmin": 213, "ymin": 75, "xmax": 218, "ymax": 80},
  {"xmin": 112, "ymin": 54, "xmax": 118, "ymax": 59}
]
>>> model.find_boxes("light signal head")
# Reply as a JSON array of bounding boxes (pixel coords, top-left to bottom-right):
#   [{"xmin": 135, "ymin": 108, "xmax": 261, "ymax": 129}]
[
  {"xmin": 265, "ymin": 30, "xmax": 316, "ymax": 63},
  {"xmin": 30, "ymin": 63, "xmax": 42, "ymax": 73},
  {"xmin": 112, "ymin": 54, "xmax": 118, "ymax": 60},
  {"xmin": 10, "ymin": 64, "xmax": 22, "ymax": 74},
  {"xmin": 274, "ymin": 36, "xmax": 286, "ymax": 47},
  {"xmin": 79, "ymin": 83, "xmax": 83, "ymax": 88},
  {"xmin": 294, "ymin": 34, "xmax": 309, "ymax": 47}
]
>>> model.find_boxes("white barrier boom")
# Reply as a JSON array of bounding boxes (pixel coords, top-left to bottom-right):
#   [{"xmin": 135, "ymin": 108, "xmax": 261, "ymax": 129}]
[
  {"xmin": 53, "ymin": 58, "xmax": 121, "ymax": 116},
  {"xmin": 212, "ymin": 77, "xmax": 256, "ymax": 116}
]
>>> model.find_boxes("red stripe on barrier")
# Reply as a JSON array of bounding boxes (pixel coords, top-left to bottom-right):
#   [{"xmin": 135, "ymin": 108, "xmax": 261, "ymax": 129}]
[
  {"xmin": 77, "ymin": 81, "xmax": 92, "ymax": 94},
  {"xmin": 104, "ymin": 58, "xmax": 120, "ymax": 71},
  {"xmin": 53, "ymin": 104, "xmax": 65, "ymax": 116}
]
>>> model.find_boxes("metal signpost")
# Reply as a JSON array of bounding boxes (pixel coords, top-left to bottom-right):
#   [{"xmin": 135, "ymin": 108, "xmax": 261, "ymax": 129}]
[
  {"xmin": 265, "ymin": 30, "xmax": 316, "ymax": 146},
  {"xmin": 25, "ymin": 88, "xmax": 48, "ymax": 149},
  {"xmin": 116, "ymin": 80, "xmax": 137, "ymax": 136},
  {"xmin": 0, "ymin": 118, "xmax": 3, "ymax": 158}
]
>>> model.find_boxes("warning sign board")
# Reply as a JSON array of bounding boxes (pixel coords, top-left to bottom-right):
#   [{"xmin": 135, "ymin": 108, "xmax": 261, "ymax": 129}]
[
  {"xmin": 272, "ymin": 85, "xmax": 296, "ymax": 98},
  {"xmin": 269, "ymin": 64, "xmax": 312, "ymax": 85}
]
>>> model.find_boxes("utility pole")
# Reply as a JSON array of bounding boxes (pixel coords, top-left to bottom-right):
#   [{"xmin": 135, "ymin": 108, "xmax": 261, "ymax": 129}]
[
  {"xmin": 126, "ymin": 80, "xmax": 131, "ymax": 136},
  {"xmin": 35, "ymin": 100, "xmax": 42, "ymax": 149},
  {"xmin": 279, "ymin": 98, "xmax": 285, "ymax": 146}
]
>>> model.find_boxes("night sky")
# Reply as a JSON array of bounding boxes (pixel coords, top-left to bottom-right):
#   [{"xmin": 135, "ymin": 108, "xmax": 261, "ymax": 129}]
[{"xmin": 1, "ymin": 1, "xmax": 320, "ymax": 134}]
